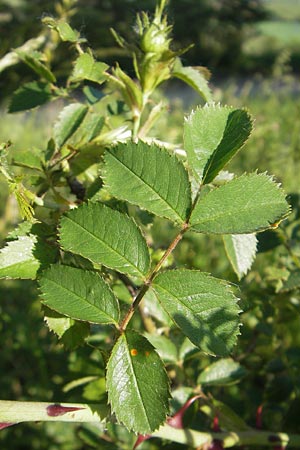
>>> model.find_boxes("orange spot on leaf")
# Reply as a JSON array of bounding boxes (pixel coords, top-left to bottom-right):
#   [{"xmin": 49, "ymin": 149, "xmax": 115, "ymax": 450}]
[
  {"xmin": 145, "ymin": 351, "xmax": 150, "ymax": 357},
  {"xmin": 131, "ymin": 348, "xmax": 138, "ymax": 356}
]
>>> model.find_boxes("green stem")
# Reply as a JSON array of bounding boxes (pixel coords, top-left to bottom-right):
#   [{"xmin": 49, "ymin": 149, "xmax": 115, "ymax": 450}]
[
  {"xmin": 0, "ymin": 400, "xmax": 107, "ymax": 424},
  {"xmin": 119, "ymin": 223, "xmax": 189, "ymax": 332},
  {"xmin": 153, "ymin": 424, "xmax": 300, "ymax": 448},
  {"xmin": 2, "ymin": 401, "xmax": 300, "ymax": 448}
]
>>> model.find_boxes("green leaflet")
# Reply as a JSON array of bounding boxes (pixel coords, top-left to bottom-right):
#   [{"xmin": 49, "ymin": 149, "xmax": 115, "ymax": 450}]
[
  {"xmin": 190, "ymin": 173, "xmax": 290, "ymax": 234},
  {"xmin": 71, "ymin": 53, "xmax": 108, "ymax": 84},
  {"xmin": 184, "ymin": 104, "xmax": 252, "ymax": 183},
  {"xmin": 59, "ymin": 202, "xmax": 150, "ymax": 278},
  {"xmin": 54, "ymin": 103, "xmax": 89, "ymax": 148},
  {"xmin": 172, "ymin": 59, "xmax": 212, "ymax": 102},
  {"xmin": 68, "ymin": 112, "xmax": 104, "ymax": 148},
  {"xmin": 198, "ymin": 358, "xmax": 247, "ymax": 386},
  {"xmin": 8, "ymin": 81, "xmax": 53, "ymax": 113},
  {"xmin": 0, "ymin": 234, "xmax": 57, "ymax": 279},
  {"xmin": 0, "ymin": 235, "xmax": 40, "ymax": 279},
  {"xmin": 39, "ymin": 265, "xmax": 120, "ymax": 325},
  {"xmin": 16, "ymin": 50, "xmax": 56, "ymax": 83},
  {"xmin": 223, "ymin": 233, "xmax": 257, "ymax": 280},
  {"xmin": 106, "ymin": 330, "xmax": 170, "ymax": 434},
  {"xmin": 103, "ymin": 141, "xmax": 192, "ymax": 224},
  {"xmin": 144, "ymin": 332, "xmax": 178, "ymax": 364},
  {"xmin": 152, "ymin": 269, "xmax": 240, "ymax": 356}
]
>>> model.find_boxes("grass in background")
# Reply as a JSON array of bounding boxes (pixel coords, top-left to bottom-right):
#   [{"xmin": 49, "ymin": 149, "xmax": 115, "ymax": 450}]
[{"xmin": 263, "ymin": 0, "xmax": 300, "ymax": 21}]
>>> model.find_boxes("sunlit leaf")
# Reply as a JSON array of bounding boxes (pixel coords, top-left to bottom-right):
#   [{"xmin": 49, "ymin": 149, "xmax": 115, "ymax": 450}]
[
  {"xmin": 0, "ymin": 234, "xmax": 57, "ymax": 279},
  {"xmin": 106, "ymin": 330, "xmax": 170, "ymax": 433},
  {"xmin": 71, "ymin": 53, "xmax": 108, "ymax": 84},
  {"xmin": 54, "ymin": 103, "xmax": 89, "ymax": 148},
  {"xmin": 190, "ymin": 173, "xmax": 290, "ymax": 234},
  {"xmin": 184, "ymin": 104, "xmax": 252, "ymax": 183},
  {"xmin": 104, "ymin": 141, "xmax": 191, "ymax": 223},
  {"xmin": 173, "ymin": 59, "xmax": 211, "ymax": 102},
  {"xmin": 59, "ymin": 202, "xmax": 150, "ymax": 278},
  {"xmin": 39, "ymin": 265, "xmax": 120, "ymax": 324},
  {"xmin": 223, "ymin": 233, "xmax": 257, "ymax": 279}
]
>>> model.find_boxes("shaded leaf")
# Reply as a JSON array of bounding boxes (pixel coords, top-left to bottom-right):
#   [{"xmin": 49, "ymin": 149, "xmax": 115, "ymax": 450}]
[
  {"xmin": 144, "ymin": 332, "xmax": 178, "ymax": 364},
  {"xmin": 173, "ymin": 59, "xmax": 211, "ymax": 102},
  {"xmin": 59, "ymin": 202, "xmax": 150, "ymax": 278},
  {"xmin": 71, "ymin": 53, "xmax": 108, "ymax": 84},
  {"xmin": 54, "ymin": 103, "xmax": 89, "ymax": 148},
  {"xmin": 39, "ymin": 265, "xmax": 120, "ymax": 324},
  {"xmin": 280, "ymin": 269, "xmax": 300, "ymax": 292},
  {"xmin": 223, "ymin": 233, "xmax": 257, "ymax": 280},
  {"xmin": 16, "ymin": 50, "xmax": 56, "ymax": 83},
  {"xmin": 198, "ymin": 358, "xmax": 247, "ymax": 386},
  {"xmin": 190, "ymin": 173, "xmax": 290, "ymax": 234},
  {"xmin": 44, "ymin": 306, "xmax": 90, "ymax": 349},
  {"xmin": 152, "ymin": 269, "xmax": 240, "ymax": 356},
  {"xmin": 9, "ymin": 81, "xmax": 53, "ymax": 113},
  {"xmin": 106, "ymin": 330, "xmax": 170, "ymax": 434},
  {"xmin": 201, "ymin": 397, "xmax": 250, "ymax": 431},
  {"xmin": 69, "ymin": 112, "xmax": 104, "ymax": 147},
  {"xmin": 104, "ymin": 141, "xmax": 191, "ymax": 224},
  {"xmin": 184, "ymin": 104, "xmax": 252, "ymax": 183}
]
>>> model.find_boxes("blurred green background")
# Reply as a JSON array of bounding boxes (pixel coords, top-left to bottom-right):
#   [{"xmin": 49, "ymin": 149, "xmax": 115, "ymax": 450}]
[{"xmin": 1, "ymin": 1, "xmax": 300, "ymax": 449}]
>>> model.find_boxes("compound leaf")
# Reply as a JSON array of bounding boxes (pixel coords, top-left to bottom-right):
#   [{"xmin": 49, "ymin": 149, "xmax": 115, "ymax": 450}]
[
  {"xmin": 104, "ymin": 141, "xmax": 191, "ymax": 224},
  {"xmin": 223, "ymin": 233, "xmax": 257, "ymax": 280},
  {"xmin": 9, "ymin": 81, "xmax": 53, "ymax": 113},
  {"xmin": 59, "ymin": 202, "xmax": 150, "ymax": 278},
  {"xmin": 39, "ymin": 265, "xmax": 119, "ymax": 325},
  {"xmin": 152, "ymin": 269, "xmax": 240, "ymax": 356},
  {"xmin": 106, "ymin": 330, "xmax": 170, "ymax": 434},
  {"xmin": 190, "ymin": 173, "xmax": 290, "ymax": 234},
  {"xmin": 184, "ymin": 104, "xmax": 252, "ymax": 183},
  {"xmin": 71, "ymin": 53, "xmax": 108, "ymax": 84},
  {"xmin": 54, "ymin": 103, "xmax": 89, "ymax": 148}
]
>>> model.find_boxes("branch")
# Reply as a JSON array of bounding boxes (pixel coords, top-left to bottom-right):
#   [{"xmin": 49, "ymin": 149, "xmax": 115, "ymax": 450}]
[
  {"xmin": 0, "ymin": 400, "xmax": 107, "ymax": 426},
  {"xmin": 2, "ymin": 401, "xmax": 300, "ymax": 449},
  {"xmin": 153, "ymin": 424, "xmax": 300, "ymax": 448}
]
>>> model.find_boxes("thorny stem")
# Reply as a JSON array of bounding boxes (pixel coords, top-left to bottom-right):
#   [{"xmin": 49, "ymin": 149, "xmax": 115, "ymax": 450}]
[
  {"xmin": 119, "ymin": 222, "xmax": 189, "ymax": 332},
  {"xmin": 1, "ymin": 401, "xmax": 300, "ymax": 448}
]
